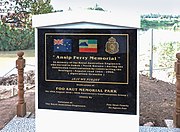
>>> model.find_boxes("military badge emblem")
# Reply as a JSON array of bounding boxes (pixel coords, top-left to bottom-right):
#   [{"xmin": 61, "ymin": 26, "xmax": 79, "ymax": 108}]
[{"xmin": 105, "ymin": 37, "xmax": 119, "ymax": 54}]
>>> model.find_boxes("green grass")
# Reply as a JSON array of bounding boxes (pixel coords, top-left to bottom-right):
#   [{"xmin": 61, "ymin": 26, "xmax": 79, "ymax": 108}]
[{"xmin": 0, "ymin": 50, "xmax": 35, "ymax": 58}]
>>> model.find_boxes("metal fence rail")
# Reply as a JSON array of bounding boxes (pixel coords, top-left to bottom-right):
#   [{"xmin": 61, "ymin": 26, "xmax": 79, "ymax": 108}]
[{"xmin": 0, "ymin": 64, "xmax": 35, "ymax": 83}]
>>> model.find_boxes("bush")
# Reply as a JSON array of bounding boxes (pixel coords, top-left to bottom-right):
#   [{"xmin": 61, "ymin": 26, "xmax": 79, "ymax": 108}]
[{"xmin": 0, "ymin": 23, "xmax": 34, "ymax": 51}]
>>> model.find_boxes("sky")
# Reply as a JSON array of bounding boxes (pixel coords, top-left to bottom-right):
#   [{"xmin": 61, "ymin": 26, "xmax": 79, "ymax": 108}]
[{"xmin": 51, "ymin": 0, "xmax": 180, "ymax": 15}]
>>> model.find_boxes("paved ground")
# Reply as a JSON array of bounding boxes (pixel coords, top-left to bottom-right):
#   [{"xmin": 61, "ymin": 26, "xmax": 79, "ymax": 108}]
[
  {"xmin": 0, "ymin": 117, "xmax": 35, "ymax": 132},
  {"xmin": 139, "ymin": 126, "xmax": 180, "ymax": 132},
  {"xmin": 1, "ymin": 116, "xmax": 180, "ymax": 132}
]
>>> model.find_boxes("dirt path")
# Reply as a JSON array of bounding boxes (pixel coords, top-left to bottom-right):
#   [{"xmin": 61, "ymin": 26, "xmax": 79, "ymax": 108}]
[
  {"xmin": 0, "ymin": 88, "xmax": 35, "ymax": 130},
  {"xmin": 140, "ymin": 74, "xmax": 176, "ymax": 126}
]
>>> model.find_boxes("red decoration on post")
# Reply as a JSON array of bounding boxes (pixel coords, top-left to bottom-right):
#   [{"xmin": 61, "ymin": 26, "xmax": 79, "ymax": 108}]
[{"xmin": 16, "ymin": 51, "xmax": 26, "ymax": 117}]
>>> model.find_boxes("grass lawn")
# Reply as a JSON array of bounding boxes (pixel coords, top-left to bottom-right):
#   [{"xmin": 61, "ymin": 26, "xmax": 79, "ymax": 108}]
[{"xmin": 0, "ymin": 50, "xmax": 35, "ymax": 58}]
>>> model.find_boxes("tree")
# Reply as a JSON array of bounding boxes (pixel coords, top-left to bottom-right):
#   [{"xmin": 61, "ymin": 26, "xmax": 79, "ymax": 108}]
[
  {"xmin": 1, "ymin": 0, "xmax": 53, "ymax": 27},
  {"xmin": 30, "ymin": 0, "xmax": 53, "ymax": 15},
  {"xmin": 0, "ymin": 0, "xmax": 53, "ymax": 51}
]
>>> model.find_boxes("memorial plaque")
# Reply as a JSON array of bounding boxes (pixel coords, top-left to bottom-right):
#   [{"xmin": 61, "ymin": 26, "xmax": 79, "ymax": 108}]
[{"xmin": 38, "ymin": 29, "xmax": 137, "ymax": 115}]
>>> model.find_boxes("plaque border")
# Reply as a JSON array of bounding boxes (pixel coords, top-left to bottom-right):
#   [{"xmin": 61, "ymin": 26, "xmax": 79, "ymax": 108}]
[{"xmin": 44, "ymin": 33, "xmax": 129, "ymax": 85}]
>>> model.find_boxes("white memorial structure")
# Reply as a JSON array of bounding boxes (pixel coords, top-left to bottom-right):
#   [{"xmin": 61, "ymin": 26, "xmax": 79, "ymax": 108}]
[{"xmin": 32, "ymin": 10, "xmax": 140, "ymax": 132}]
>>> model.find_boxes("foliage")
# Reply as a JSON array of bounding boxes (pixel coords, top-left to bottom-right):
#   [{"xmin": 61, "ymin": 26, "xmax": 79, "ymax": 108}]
[
  {"xmin": 141, "ymin": 14, "xmax": 180, "ymax": 19},
  {"xmin": 87, "ymin": 4, "xmax": 105, "ymax": 11},
  {"xmin": 155, "ymin": 42, "xmax": 180, "ymax": 68},
  {"xmin": 141, "ymin": 14, "xmax": 180, "ymax": 30},
  {"xmin": 0, "ymin": 0, "xmax": 53, "ymax": 51},
  {"xmin": 0, "ymin": 22, "xmax": 34, "ymax": 51},
  {"xmin": 30, "ymin": 0, "xmax": 53, "ymax": 15},
  {"xmin": 141, "ymin": 19, "xmax": 175, "ymax": 30}
]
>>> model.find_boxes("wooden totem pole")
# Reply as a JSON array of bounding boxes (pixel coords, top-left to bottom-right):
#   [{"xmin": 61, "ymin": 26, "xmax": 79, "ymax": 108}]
[
  {"xmin": 174, "ymin": 53, "xmax": 180, "ymax": 127},
  {"xmin": 16, "ymin": 51, "xmax": 26, "ymax": 117}
]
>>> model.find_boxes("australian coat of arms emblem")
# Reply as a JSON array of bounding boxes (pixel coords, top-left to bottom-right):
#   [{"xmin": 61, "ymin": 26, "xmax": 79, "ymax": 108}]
[{"xmin": 105, "ymin": 37, "xmax": 119, "ymax": 54}]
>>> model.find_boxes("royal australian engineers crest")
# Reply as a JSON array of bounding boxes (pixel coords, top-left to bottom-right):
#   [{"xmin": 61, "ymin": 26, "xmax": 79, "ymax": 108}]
[{"xmin": 105, "ymin": 37, "xmax": 119, "ymax": 54}]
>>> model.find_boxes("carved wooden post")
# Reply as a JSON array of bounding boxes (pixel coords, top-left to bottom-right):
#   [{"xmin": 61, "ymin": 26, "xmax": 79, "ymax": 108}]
[
  {"xmin": 174, "ymin": 53, "xmax": 180, "ymax": 127},
  {"xmin": 16, "ymin": 51, "xmax": 26, "ymax": 117}
]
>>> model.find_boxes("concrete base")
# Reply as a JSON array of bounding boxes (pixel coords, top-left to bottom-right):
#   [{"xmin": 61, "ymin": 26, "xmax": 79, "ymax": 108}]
[
  {"xmin": 140, "ymin": 126, "xmax": 180, "ymax": 132},
  {"xmin": 14, "ymin": 112, "xmax": 32, "ymax": 118},
  {"xmin": 0, "ymin": 115, "xmax": 35, "ymax": 132},
  {"xmin": 1, "ymin": 116, "xmax": 180, "ymax": 132}
]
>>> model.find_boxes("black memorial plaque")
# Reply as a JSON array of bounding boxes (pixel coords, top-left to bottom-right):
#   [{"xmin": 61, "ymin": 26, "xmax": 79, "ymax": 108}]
[{"xmin": 38, "ymin": 29, "xmax": 137, "ymax": 115}]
